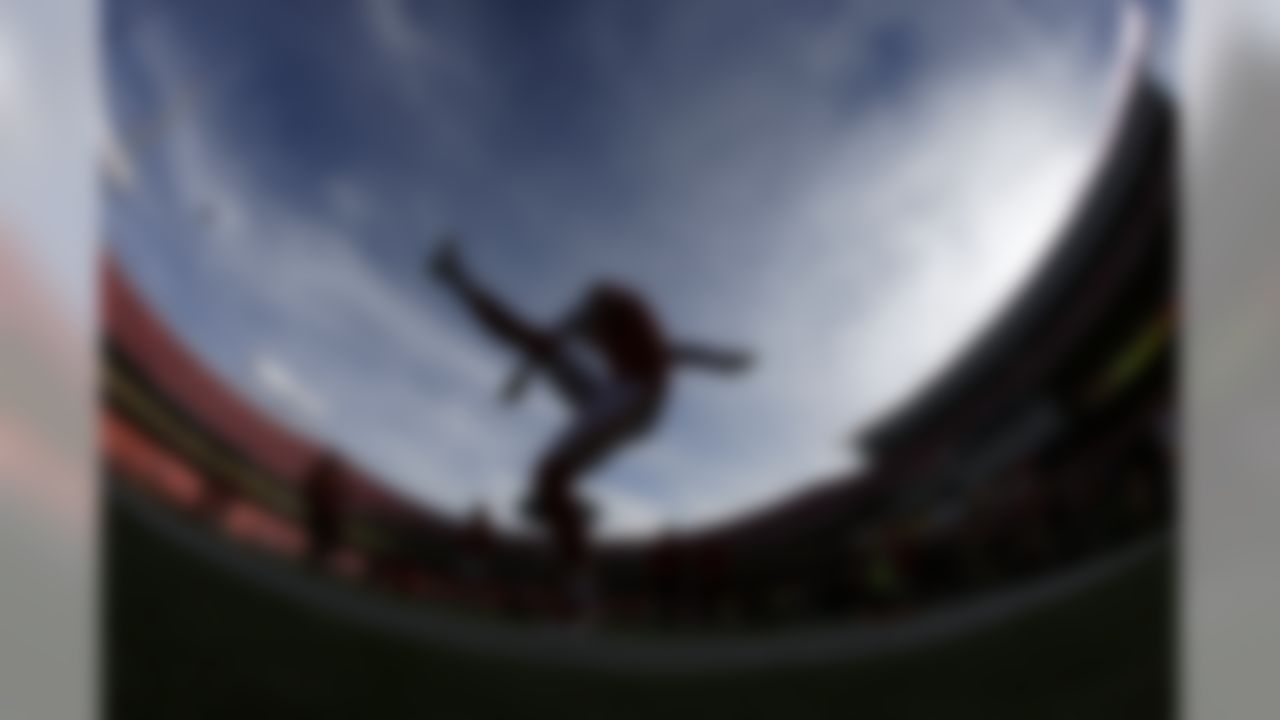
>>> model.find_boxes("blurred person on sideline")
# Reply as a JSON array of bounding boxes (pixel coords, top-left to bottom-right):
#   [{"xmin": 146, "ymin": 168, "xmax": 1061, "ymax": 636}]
[{"xmin": 303, "ymin": 453, "xmax": 346, "ymax": 569}]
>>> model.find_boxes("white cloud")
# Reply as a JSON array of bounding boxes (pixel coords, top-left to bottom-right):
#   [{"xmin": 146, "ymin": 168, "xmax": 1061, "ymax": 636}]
[
  {"xmin": 360, "ymin": 0, "xmax": 497, "ymax": 169},
  {"xmin": 774, "ymin": 54, "xmax": 1100, "ymax": 428},
  {"xmin": 365, "ymin": 0, "xmax": 423, "ymax": 61},
  {"xmin": 252, "ymin": 352, "xmax": 329, "ymax": 424}
]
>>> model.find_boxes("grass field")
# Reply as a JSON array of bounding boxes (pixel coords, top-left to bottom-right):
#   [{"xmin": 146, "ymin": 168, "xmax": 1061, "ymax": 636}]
[{"xmin": 106, "ymin": 490, "xmax": 1174, "ymax": 719}]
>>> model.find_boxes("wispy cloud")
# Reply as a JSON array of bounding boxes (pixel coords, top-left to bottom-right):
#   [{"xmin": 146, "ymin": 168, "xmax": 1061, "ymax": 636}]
[{"xmin": 252, "ymin": 352, "xmax": 328, "ymax": 425}]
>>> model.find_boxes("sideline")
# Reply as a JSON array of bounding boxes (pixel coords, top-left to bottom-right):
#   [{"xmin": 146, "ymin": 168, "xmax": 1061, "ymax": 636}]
[{"xmin": 112, "ymin": 481, "xmax": 1168, "ymax": 676}]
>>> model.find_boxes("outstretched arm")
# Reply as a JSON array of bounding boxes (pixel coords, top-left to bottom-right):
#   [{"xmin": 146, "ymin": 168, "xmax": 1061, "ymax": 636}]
[
  {"xmin": 499, "ymin": 305, "xmax": 589, "ymax": 404},
  {"xmin": 670, "ymin": 341, "xmax": 754, "ymax": 375}
]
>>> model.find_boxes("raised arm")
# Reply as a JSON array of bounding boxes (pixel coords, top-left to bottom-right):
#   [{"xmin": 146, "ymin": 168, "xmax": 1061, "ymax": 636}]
[
  {"xmin": 499, "ymin": 304, "xmax": 589, "ymax": 404},
  {"xmin": 669, "ymin": 341, "xmax": 754, "ymax": 375}
]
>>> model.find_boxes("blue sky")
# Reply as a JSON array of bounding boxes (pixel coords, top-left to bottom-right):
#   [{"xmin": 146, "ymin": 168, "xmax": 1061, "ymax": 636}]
[{"xmin": 104, "ymin": 0, "xmax": 1177, "ymax": 537}]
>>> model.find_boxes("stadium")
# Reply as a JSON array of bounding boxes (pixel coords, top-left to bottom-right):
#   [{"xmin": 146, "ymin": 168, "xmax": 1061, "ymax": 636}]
[{"xmin": 103, "ymin": 10, "xmax": 1175, "ymax": 716}]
